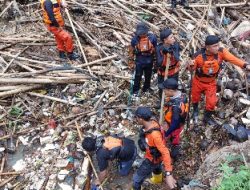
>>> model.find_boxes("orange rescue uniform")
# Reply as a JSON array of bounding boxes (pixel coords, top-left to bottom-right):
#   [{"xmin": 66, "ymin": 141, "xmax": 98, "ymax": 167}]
[{"xmin": 192, "ymin": 48, "xmax": 246, "ymax": 111}]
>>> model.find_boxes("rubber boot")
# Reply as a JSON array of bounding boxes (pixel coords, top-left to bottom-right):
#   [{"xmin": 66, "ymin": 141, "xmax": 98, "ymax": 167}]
[
  {"xmin": 204, "ymin": 110, "xmax": 217, "ymax": 126},
  {"xmin": 150, "ymin": 172, "xmax": 163, "ymax": 184},
  {"xmin": 68, "ymin": 52, "xmax": 80, "ymax": 60},
  {"xmin": 192, "ymin": 103, "xmax": 199, "ymax": 126},
  {"xmin": 59, "ymin": 51, "xmax": 67, "ymax": 59},
  {"xmin": 171, "ymin": 0, "xmax": 177, "ymax": 9}
]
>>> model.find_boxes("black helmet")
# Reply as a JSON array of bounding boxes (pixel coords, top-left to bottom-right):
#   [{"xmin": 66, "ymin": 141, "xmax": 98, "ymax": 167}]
[
  {"xmin": 160, "ymin": 28, "xmax": 172, "ymax": 41},
  {"xmin": 135, "ymin": 22, "xmax": 149, "ymax": 36}
]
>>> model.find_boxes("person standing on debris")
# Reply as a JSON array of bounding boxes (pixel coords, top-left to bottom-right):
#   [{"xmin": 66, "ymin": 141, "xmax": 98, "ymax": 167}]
[
  {"xmin": 159, "ymin": 78, "xmax": 188, "ymax": 160},
  {"xmin": 41, "ymin": 0, "xmax": 79, "ymax": 60},
  {"xmin": 128, "ymin": 22, "xmax": 157, "ymax": 96},
  {"xmin": 156, "ymin": 28, "xmax": 181, "ymax": 100},
  {"xmin": 82, "ymin": 135, "xmax": 137, "ymax": 189},
  {"xmin": 171, "ymin": 0, "xmax": 189, "ymax": 9},
  {"xmin": 132, "ymin": 107, "xmax": 177, "ymax": 190},
  {"xmin": 190, "ymin": 35, "xmax": 250, "ymax": 126}
]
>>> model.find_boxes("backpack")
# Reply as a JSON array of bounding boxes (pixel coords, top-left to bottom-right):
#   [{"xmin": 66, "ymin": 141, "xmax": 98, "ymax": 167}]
[
  {"xmin": 164, "ymin": 94, "xmax": 189, "ymax": 124},
  {"xmin": 138, "ymin": 121, "xmax": 165, "ymax": 160},
  {"xmin": 135, "ymin": 35, "xmax": 154, "ymax": 55}
]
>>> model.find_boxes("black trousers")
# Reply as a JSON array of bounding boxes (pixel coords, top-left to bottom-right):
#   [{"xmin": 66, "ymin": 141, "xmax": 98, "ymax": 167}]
[
  {"xmin": 158, "ymin": 73, "xmax": 179, "ymax": 99},
  {"xmin": 133, "ymin": 63, "xmax": 153, "ymax": 93}
]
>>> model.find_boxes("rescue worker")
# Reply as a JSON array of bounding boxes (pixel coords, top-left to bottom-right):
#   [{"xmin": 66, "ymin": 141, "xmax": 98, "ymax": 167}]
[
  {"xmin": 159, "ymin": 78, "xmax": 188, "ymax": 160},
  {"xmin": 132, "ymin": 107, "xmax": 177, "ymax": 190},
  {"xmin": 171, "ymin": 0, "xmax": 189, "ymax": 9},
  {"xmin": 128, "ymin": 22, "xmax": 157, "ymax": 96},
  {"xmin": 156, "ymin": 28, "xmax": 181, "ymax": 100},
  {"xmin": 82, "ymin": 135, "xmax": 137, "ymax": 190},
  {"xmin": 41, "ymin": 0, "xmax": 79, "ymax": 60},
  {"xmin": 190, "ymin": 35, "xmax": 250, "ymax": 125}
]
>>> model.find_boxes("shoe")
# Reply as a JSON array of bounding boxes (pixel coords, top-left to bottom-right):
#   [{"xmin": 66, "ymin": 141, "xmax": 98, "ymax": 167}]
[
  {"xmin": 68, "ymin": 52, "xmax": 80, "ymax": 60},
  {"xmin": 150, "ymin": 172, "xmax": 163, "ymax": 184},
  {"xmin": 192, "ymin": 103, "xmax": 199, "ymax": 126},
  {"xmin": 59, "ymin": 51, "xmax": 67, "ymax": 59},
  {"xmin": 203, "ymin": 110, "xmax": 217, "ymax": 126}
]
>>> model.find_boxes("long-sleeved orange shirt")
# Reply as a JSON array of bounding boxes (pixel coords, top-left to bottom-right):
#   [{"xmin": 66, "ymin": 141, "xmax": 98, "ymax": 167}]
[
  {"xmin": 193, "ymin": 48, "xmax": 246, "ymax": 82},
  {"xmin": 144, "ymin": 121, "xmax": 173, "ymax": 172}
]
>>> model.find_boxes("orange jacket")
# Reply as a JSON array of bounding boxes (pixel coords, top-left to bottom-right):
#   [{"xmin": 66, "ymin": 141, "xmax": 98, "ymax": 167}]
[
  {"xmin": 144, "ymin": 121, "xmax": 173, "ymax": 172},
  {"xmin": 193, "ymin": 48, "xmax": 246, "ymax": 83},
  {"xmin": 41, "ymin": 0, "xmax": 64, "ymax": 27}
]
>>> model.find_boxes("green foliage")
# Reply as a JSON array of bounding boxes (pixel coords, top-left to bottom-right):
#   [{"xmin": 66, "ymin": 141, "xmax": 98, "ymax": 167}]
[
  {"xmin": 214, "ymin": 155, "xmax": 250, "ymax": 190},
  {"xmin": 9, "ymin": 106, "xmax": 23, "ymax": 118}
]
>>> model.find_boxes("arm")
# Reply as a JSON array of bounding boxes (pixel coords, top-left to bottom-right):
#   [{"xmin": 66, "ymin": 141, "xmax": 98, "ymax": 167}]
[
  {"xmin": 156, "ymin": 46, "xmax": 163, "ymax": 69},
  {"xmin": 152, "ymin": 132, "xmax": 172, "ymax": 171},
  {"xmin": 44, "ymin": 0, "xmax": 59, "ymax": 27},
  {"xmin": 222, "ymin": 48, "xmax": 246, "ymax": 68},
  {"xmin": 95, "ymin": 149, "xmax": 110, "ymax": 184},
  {"xmin": 165, "ymin": 106, "xmax": 181, "ymax": 137}
]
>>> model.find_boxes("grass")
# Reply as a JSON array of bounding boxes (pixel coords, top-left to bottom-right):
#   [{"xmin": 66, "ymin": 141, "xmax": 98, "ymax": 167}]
[{"xmin": 214, "ymin": 155, "xmax": 250, "ymax": 190}]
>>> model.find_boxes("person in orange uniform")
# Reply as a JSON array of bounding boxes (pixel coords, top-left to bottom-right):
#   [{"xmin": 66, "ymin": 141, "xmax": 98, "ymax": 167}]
[
  {"xmin": 159, "ymin": 78, "xmax": 188, "ymax": 160},
  {"xmin": 132, "ymin": 107, "xmax": 176, "ymax": 190},
  {"xmin": 190, "ymin": 35, "xmax": 250, "ymax": 125},
  {"xmin": 41, "ymin": 0, "xmax": 79, "ymax": 60},
  {"xmin": 82, "ymin": 135, "xmax": 136, "ymax": 190},
  {"xmin": 156, "ymin": 28, "xmax": 181, "ymax": 100}
]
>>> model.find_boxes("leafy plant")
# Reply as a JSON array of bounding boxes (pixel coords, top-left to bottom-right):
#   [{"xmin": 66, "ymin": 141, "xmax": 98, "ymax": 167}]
[{"xmin": 214, "ymin": 155, "xmax": 250, "ymax": 190}]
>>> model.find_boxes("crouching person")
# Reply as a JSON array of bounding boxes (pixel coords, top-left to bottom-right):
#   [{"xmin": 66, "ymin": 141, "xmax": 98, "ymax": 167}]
[
  {"xmin": 132, "ymin": 107, "xmax": 177, "ymax": 190},
  {"xmin": 82, "ymin": 135, "xmax": 137, "ymax": 189}
]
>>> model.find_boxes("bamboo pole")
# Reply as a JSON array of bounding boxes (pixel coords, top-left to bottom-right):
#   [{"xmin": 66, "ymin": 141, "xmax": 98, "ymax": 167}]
[
  {"xmin": 159, "ymin": 54, "xmax": 170, "ymax": 125},
  {"xmin": 28, "ymin": 92, "xmax": 77, "ymax": 106},
  {"xmin": 0, "ymin": 85, "xmax": 42, "ymax": 98},
  {"xmin": 76, "ymin": 54, "xmax": 118, "ymax": 68},
  {"xmin": 65, "ymin": 8, "xmax": 94, "ymax": 77}
]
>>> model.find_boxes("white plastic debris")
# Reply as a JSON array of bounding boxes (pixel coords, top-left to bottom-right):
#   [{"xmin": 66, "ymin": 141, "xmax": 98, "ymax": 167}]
[
  {"xmin": 241, "ymin": 118, "xmax": 250, "ymax": 125},
  {"xmin": 58, "ymin": 182, "xmax": 73, "ymax": 190},
  {"xmin": 246, "ymin": 107, "xmax": 250, "ymax": 120},
  {"xmin": 40, "ymin": 136, "xmax": 53, "ymax": 145},
  {"xmin": 55, "ymin": 159, "xmax": 69, "ymax": 168},
  {"xmin": 18, "ymin": 136, "xmax": 29, "ymax": 146},
  {"xmin": 41, "ymin": 143, "xmax": 59, "ymax": 152},
  {"xmin": 12, "ymin": 159, "xmax": 27, "ymax": 171},
  {"xmin": 239, "ymin": 98, "xmax": 250, "ymax": 106},
  {"xmin": 231, "ymin": 21, "xmax": 250, "ymax": 37},
  {"xmin": 186, "ymin": 23, "xmax": 195, "ymax": 31},
  {"xmin": 223, "ymin": 89, "xmax": 234, "ymax": 99},
  {"xmin": 89, "ymin": 115, "xmax": 97, "ymax": 127},
  {"xmin": 0, "ymin": 147, "xmax": 5, "ymax": 152},
  {"xmin": 57, "ymin": 170, "xmax": 70, "ymax": 181}
]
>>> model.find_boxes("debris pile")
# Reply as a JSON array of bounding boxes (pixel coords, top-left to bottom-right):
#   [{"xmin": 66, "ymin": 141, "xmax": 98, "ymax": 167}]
[{"xmin": 0, "ymin": 0, "xmax": 250, "ymax": 189}]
